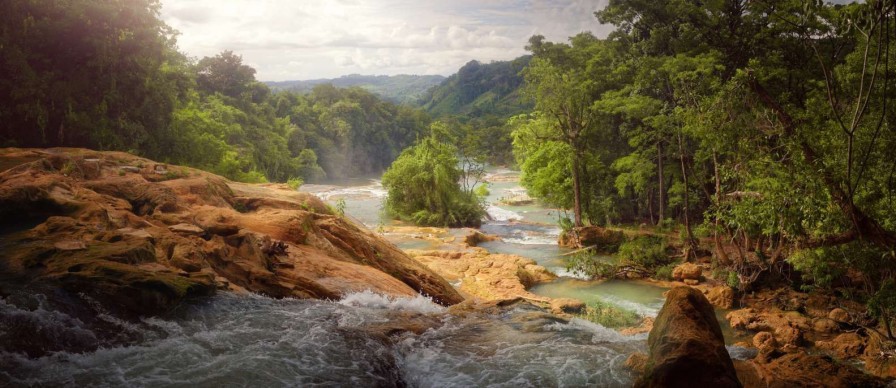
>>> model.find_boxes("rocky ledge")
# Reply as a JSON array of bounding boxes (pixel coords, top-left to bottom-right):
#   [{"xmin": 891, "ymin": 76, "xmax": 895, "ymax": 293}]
[{"xmin": 0, "ymin": 148, "xmax": 462, "ymax": 324}]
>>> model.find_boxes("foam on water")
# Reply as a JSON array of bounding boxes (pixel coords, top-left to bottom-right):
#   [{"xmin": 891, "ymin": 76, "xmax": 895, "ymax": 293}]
[
  {"xmin": 1, "ymin": 293, "xmax": 646, "ymax": 387},
  {"xmin": 551, "ymin": 267, "xmax": 593, "ymax": 280},
  {"xmin": 338, "ymin": 290, "xmax": 446, "ymax": 314},
  {"xmin": 314, "ymin": 179, "xmax": 387, "ymax": 201},
  {"xmin": 486, "ymin": 205, "xmax": 522, "ymax": 221}
]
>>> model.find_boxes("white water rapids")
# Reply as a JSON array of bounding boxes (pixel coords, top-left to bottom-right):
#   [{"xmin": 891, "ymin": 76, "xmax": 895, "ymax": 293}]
[{"xmin": 1, "ymin": 292, "xmax": 647, "ymax": 387}]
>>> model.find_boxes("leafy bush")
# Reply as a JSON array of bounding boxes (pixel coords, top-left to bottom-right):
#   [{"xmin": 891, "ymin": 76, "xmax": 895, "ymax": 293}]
[
  {"xmin": 654, "ymin": 263, "xmax": 676, "ymax": 280},
  {"xmin": 382, "ymin": 126, "xmax": 486, "ymax": 227},
  {"xmin": 576, "ymin": 300, "xmax": 641, "ymax": 328},
  {"xmin": 286, "ymin": 177, "xmax": 304, "ymax": 190},
  {"xmin": 726, "ymin": 271, "xmax": 740, "ymax": 289},
  {"xmin": 564, "ymin": 250, "xmax": 616, "ymax": 279},
  {"xmin": 617, "ymin": 235, "xmax": 670, "ymax": 269}
]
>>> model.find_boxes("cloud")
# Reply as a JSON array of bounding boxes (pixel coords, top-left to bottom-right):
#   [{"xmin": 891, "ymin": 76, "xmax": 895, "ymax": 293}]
[{"xmin": 159, "ymin": 0, "xmax": 610, "ymax": 80}]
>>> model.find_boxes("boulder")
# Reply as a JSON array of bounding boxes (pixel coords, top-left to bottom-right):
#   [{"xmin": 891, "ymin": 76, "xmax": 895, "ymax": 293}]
[
  {"xmin": 815, "ymin": 333, "xmax": 866, "ymax": 360},
  {"xmin": 829, "ymin": 308, "xmax": 851, "ymax": 323},
  {"xmin": 636, "ymin": 286, "xmax": 741, "ymax": 387},
  {"xmin": 626, "ymin": 352, "xmax": 649, "ymax": 374},
  {"xmin": 550, "ymin": 298, "xmax": 586, "ymax": 315},
  {"xmin": 705, "ymin": 285, "xmax": 736, "ymax": 310},
  {"xmin": 557, "ymin": 226, "xmax": 625, "ymax": 251},
  {"xmin": 672, "ymin": 262, "xmax": 702, "ymax": 282}
]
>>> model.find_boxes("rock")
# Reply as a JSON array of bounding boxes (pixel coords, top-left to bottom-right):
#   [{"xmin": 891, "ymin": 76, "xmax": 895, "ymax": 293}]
[
  {"xmin": 408, "ymin": 249, "xmax": 554, "ymax": 303},
  {"xmin": 626, "ymin": 352, "xmax": 649, "ymax": 374},
  {"xmin": 829, "ymin": 308, "xmax": 850, "ymax": 323},
  {"xmin": 815, "ymin": 333, "xmax": 866, "ymax": 359},
  {"xmin": 684, "ymin": 279, "xmax": 700, "ymax": 286},
  {"xmin": 118, "ymin": 227, "xmax": 154, "ymax": 241},
  {"xmin": 672, "ymin": 262, "xmax": 702, "ymax": 282},
  {"xmin": 53, "ymin": 240, "xmax": 86, "ymax": 251},
  {"xmin": 636, "ymin": 286, "xmax": 741, "ymax": 387},
  {"xmin": 550, "ymin": 298, "xmax": 586, "ymax": 315},
  {"xmin": 168, "ymin": 223, "xmax": 205, "ymax": 236},
  {"xmin": 0, "ymin": 148, "xmax": 465, "ymax": 354},
  {"xmin": 119, "ymin": 166, "xmax": 141, "ymax": 173},
  {"xmin": 774, "ymin": 325, "xmax": 803, "ymax": 348},
  {"xmin": 754, "ymin": 331, "xmax": 777, "ymax": 350},
  {"xmin": 463, "ymin": 230, "xmax": 498, "ymax": 247},
  {"xmin": 557, "ymin": 226, "xmax": 625, "ymax": 251},
  {"xmin": 751, "ymin": 352, "xmax": 886, "ymax": 387},
  {"xmin": 705, "ymin": 285, "xmax": 736, "ymax": 310},
  {"xmin": 812, "ymin": 318, "xmax": 840, "ymax": 333}
]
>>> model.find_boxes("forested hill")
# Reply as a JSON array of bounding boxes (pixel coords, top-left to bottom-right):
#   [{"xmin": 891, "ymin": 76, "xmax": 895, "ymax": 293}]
[
  {"xmin": 0, "ymin": 0, "xmax": 428, "ymax": 183},
  {"xmin": 419, "ymin": 56, "xmax": 531, "ymax": 119},
  {"xmin": 266, "ymin": 74, "xmax": 445, "ymax": 105}
]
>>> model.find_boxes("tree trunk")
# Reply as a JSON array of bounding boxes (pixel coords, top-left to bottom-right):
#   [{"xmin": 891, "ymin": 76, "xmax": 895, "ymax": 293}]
[
  {"xmin": 572, "ymin": 148, "xmax": 584, "ymax": 227},
  {"xmin": 678, "ymin": 131, "xmax": 697, "ymax": 260},
  {"xmin": 657, "ymin": 141, "xmax": 665, "ymax": 226},
  {"xmin": 748, "ymin": 75, "xmax": 896, "ymax": 249},
  {"xmin": 713, "ymin": 152, "xmax": 731, "ymax": 265}
]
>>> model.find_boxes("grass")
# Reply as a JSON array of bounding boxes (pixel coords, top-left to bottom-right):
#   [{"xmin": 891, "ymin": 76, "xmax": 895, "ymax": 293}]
[{"xmin": 575, "ymin": 299, "xmax": 641, "ymax": 328}]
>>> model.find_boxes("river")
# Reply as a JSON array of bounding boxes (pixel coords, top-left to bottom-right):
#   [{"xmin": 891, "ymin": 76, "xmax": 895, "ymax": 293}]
[{"xmin": 0, "ymin": 169, "xmax": 751, "ymax": 387}]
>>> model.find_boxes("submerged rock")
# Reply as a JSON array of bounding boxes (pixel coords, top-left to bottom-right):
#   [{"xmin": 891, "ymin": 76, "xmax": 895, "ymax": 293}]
[{"xmin": 636, "ymin": 286, "xmax": 741, "ymax": 387}]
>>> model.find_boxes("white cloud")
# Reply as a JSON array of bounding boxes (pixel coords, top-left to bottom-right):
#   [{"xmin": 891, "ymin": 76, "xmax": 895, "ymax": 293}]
[{"xmin": 160, "ymin": 0, "xmax": 611, "ymax": 81}]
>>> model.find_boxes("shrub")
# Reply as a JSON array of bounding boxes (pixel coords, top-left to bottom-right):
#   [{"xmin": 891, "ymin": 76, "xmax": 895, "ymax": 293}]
[
  {"xmin": 286, "ymin": 177, "xmax": 304, "ymax": 190},
  {"xmin": 576, "ymin": 299, "xmax": 641, "ymax": 328},
  {"xmin": 564, "ymin": 250, "xmax": 616, "ymax": 279},
  {"xmin": 654, "ymin": 263, "xmax": 676, "ymax": 280},
  {"xmin": 617, "ymin": 235, "xmax": 670, "ymax": 269},
  {"xmin": 382, "ymin": 130, "xmax": 486, "ymax": 227}
]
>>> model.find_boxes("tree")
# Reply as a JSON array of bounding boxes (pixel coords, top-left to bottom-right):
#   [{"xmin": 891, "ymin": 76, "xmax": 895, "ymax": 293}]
[
  {"xmin": 382, "ymin": 122, "xmax": 486, "ymax": 227},
  {"xmin": 522, "ymin": 34, "xmax": 605, "ymax": 227}
]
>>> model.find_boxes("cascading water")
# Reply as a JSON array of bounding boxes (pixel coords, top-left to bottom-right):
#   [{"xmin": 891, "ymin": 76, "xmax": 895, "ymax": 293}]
[{"xmin": 1, "ymin": 292, "xmax": 646, "ymax": 387}]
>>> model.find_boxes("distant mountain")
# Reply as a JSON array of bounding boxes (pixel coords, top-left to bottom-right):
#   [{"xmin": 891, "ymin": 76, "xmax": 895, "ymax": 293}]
[
  {"xmin": 420, "ymin": 56, "xmax": 532, "ymax": 119},
  {"xmin": 266, "ymin": 74, "xmax": 445, "ymax": 104}
]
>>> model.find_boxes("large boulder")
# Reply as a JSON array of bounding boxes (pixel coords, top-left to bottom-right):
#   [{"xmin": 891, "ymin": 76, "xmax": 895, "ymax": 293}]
[
  {"xmin": 557, "ymin": 226, "xmax": 625, "ymax": 251},
  {"xmin": 636, "ymin": 286, "xmax": 742, "ymax": 387},
  {"xmin": 0, "ymin": 149, "xmax": 464, "ymax": 323}
]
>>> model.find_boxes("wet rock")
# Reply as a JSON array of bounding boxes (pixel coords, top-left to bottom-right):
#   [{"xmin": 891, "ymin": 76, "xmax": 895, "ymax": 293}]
[
  {"xmin": 816, "ymin": 333, "xmax": 866, "ymax": 359},
  {"xmin": 636, "ymin": 286, "xmax": 741, "ymax": 387},
  {"xmin": 752, "ymin": 352, "xmax": 886, "ymax": 387},
  {"xmin": 626, "ymin": 352, "xmax": 649, "ymax": 374},
  {"xmin": 463, "ymin": 230, "xmax": 499, "ymax": 247},
  {"xmin": 557, "ymin": 226, "xmax": 625, "ymax": 251},
  {"xmin": 550, "ymin": 298, "xmax": 586, "ymax": 315}
]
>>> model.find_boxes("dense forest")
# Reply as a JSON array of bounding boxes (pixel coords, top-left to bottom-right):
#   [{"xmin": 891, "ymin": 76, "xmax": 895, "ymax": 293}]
[
  {"xmin": 510, "ymin": 0, "xmax": 896, "ymax": 308},
  {"xmin": 0, "ymin": 0, "xmax": 429, "ymax": 183},
  {"xmin": 267, "ymin": 74, "xmax": 445, "ymax": 105}
]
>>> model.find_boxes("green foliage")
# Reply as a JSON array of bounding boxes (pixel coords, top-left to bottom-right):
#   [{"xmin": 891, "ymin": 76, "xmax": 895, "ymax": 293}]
[
  {"xmin": 474, "ymin": 183, "xmax": 490, "ymax": 198},
  {"xmin": 286, "ymin": 177, "xmax": 304, "ymax": 190},
  {"xmin": 334, "ymin": 198, "xmax": 347, "ymax": 218},
  {"xmin": 564, "ymin": 250, "xmax": 616, "ymax": 280},
  {"xmin": 655, "ymin": 263, "xmax": 676, "ymax": 281},
  {"xmin": 421, "ymin": 57, "xmax": 532, "ymax": 118},
  {"xmin": 382, "ymin": 124, "xmax": 486, "ymax": 227},
  {"xmin": 617, "ymin": 236, "xmax": 670, "ymax": 269},
  {"xmin": 267, "ymin": 74, "xmax": 445, "ymax": 105},
  {"xmin": 726, "ymin": 271, "xmax": 740, "ymax": 290},
  {"xmin": 576, "ymin": 300, "xmax": 641, "ymax": 328}
]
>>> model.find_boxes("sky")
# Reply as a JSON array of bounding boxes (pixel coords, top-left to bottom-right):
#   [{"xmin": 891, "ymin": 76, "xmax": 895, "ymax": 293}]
[{"xmin": 160, "ymin": 0, "xmax": 612, "ymax": 81}]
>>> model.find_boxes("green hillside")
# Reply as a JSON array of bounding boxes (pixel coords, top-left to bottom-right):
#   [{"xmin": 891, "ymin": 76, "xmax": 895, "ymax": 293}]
[
  {"xmin": 266, "ymin": 74, "xmax": 444, "ymax": 104},
  {"xmin": 420, "ymin": 56, "xmax": 531, "ymax": 119}
]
